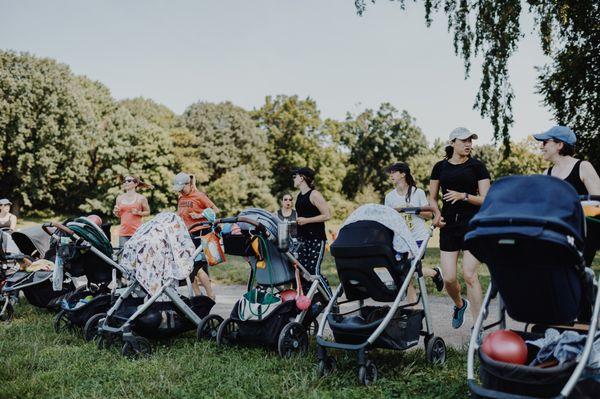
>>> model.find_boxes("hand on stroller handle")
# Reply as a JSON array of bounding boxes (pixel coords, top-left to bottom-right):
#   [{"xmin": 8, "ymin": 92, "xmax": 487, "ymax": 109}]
[
  {"xmin": 42, "ymin": 222, "xmax": 73, "ymax": 237},
  {"xmin": 396, "ymin": 205, "xmax": 435, "ymax": 215}
]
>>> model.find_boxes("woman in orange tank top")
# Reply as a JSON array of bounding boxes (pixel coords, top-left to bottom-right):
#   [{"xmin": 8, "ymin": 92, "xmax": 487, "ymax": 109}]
[{"xmin": 113, "ymin": 175, "xmax": 152, "ymax": 247}]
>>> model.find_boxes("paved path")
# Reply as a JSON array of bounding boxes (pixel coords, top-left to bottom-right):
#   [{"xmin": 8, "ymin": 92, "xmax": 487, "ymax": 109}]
[{"xmin": 210, "ymin": 284, "xmax": 522, "ymax": 349}]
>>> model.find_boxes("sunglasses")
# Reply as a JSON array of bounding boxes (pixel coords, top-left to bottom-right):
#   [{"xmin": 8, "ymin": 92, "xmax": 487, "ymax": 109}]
[
  {"xmin": 542, "ymin": 139, "xmax": 555, "ymax": 146},
  {"xmin": 124, "ymin": 179, "xmax": 137, "ymax": 183},
  {"xmin": 283, "ymin": 198, "xmax": 292, "ymax": 202}
]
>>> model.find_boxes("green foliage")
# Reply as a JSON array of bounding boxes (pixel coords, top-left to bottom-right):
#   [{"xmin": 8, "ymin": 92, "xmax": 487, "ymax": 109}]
[
  {"xmin": 182, "ymin": 101, "xmax": 276, "ymax": 213},
  {"xmin": 0, "ymin": 51, "xmax": 90, "ymax": 214},
  {"xmin": 355, "ymin": 1, "xmax": 599, "ymax": 162},
  {"xmin": 343, "ymin": 103, "xmax": 427, "ymax": 199}
]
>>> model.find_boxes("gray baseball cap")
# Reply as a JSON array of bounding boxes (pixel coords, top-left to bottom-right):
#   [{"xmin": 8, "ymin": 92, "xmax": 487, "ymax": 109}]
[
  {"xmin": 0, "ymin": 198, "xmax": 11, "ymax": 206},
  {"xmin": 533, "ymin": 125, "xmax": 576, "ymax": 146},
  {"xmin": 172, "ymin": 172, "xmax": 191, "ymax": 192},
  {"xmin": 449, "ymin": 127, "xmax": 478, "ymax": 141}
]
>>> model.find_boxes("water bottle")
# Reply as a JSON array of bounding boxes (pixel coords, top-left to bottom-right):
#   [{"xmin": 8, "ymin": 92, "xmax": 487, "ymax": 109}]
[{"xmin": 277, "ymin": 221, "xmax": 290, "ymax": 251}]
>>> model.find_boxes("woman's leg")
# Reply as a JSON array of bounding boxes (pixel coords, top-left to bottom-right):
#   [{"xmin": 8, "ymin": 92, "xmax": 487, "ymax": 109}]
[
  {"xmin": 440, "ymin": 250, "xmax": 462, "ymax": 308},
  {"xmin": 194, "ymin": 269, "xmax": 215, "ymax": 300},
  {"xmin": 461, "ymin": 250, "xmax": 482, "ymax": 319},
  {"xmin": 297, "ymin": 238, "xmax": 331, "ymax": 297}
]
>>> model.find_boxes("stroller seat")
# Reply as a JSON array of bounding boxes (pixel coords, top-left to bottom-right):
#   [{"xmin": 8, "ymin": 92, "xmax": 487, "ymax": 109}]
[{"xmin": 331, "ymin": 220, "xmax": 410, "ymax": 302}]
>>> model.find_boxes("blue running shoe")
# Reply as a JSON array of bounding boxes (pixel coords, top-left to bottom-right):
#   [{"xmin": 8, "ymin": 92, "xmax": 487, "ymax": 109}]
[{"xmin": 452, "ymin": 298, "xmax": 469, "ymax": 329}]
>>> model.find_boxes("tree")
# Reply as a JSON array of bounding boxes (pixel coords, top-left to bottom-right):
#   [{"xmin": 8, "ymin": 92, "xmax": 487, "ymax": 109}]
[
  {"xmin": 182, "ymin": 101, "xmax": 276, "ymax": 213},
  {"xmin": 252, "ymin": 95, "xmax": 324, "ymax": 196},
  {"xmin": 0, "ymin": 51, "xmax": 90, "ymax": 215},
  {"xmin": 342, "ymin": 103, "xmax": 427, "ymax": 199},
  {"xmin": 355, "ymin": 1, "xmax": 599, "ymax": 165}
]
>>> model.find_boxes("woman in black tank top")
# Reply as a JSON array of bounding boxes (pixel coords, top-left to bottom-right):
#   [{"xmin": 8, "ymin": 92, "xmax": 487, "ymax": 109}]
[
  {"xmin": 291, "ymin": 167, "xmax": 332, "ymax": 296},
  {"xmin": 535, "ymin": 126, "xmax": 600, "ymax": 265}
]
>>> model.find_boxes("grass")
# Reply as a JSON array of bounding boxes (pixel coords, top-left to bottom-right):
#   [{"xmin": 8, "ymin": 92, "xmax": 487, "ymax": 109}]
[{"xmin": 0, "ymin": 303, "xmax": 469, "ymax": 399}]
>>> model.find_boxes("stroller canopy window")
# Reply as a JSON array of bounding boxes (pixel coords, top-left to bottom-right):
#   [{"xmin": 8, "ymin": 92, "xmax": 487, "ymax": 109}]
[{"xmin": 121, "ymin": 212, "xmax": 195, "ymax": 294}]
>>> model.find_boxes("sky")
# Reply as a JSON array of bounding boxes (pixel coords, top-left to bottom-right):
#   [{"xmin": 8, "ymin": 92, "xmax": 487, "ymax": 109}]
[{"xmin": 0, "ymin": 0, "xmax": 555, "ymax": 145}]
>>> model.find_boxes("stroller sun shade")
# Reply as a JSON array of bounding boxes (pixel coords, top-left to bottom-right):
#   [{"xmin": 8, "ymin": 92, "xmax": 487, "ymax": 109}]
[
  {"xmin": 11, "ymin": 225, "xmax": 52, "ymax": 258},
  {"xmin": 67, "ymin": 217, "xmax": 113, "ymax": 257},
  {"xmin": 465, "ymin": 175, "xmax": 588, "ymax": 324}
]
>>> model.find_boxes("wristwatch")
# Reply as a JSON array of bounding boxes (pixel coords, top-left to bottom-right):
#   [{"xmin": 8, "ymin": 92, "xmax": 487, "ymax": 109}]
[{"xmin": 463, "ymin": 193, "xmax": 469, "ymax": 201}]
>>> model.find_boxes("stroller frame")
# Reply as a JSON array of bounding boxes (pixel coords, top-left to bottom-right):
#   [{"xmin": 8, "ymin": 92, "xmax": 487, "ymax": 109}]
[
  {"xmin": 466, "ymin": 195, "xmax": 600, "ymax": 399},
  {"xmin": 316, "ymin": 208, "xmax": 446, "ymax": 385}
]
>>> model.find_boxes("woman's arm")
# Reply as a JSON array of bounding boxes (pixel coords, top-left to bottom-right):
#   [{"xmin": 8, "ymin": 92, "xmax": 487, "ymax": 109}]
[
  {"xmin": 9, "ymin": 214, "xmax": 17, "ymax": 231},
  {"xmin": 137, "ymin": 196, "xmax": 151, "ymax": 216},
  {"xmin": 297, "ymin": 191, "xmax": 331, "ymax": 225},
  {"xmin": 428, "ymin": 179, "xmax": 444, "ymax": 227},
  {"xmin": 581, "ymin": 161, "xmax": 600, "ymax": 195}
]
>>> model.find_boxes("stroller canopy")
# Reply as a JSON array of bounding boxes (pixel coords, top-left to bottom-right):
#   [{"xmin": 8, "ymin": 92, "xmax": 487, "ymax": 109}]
[
  {"xmin": 237, "ymin": 208, "xmax": 294, "ymax": 286},
  {"xmin": 121, "ymin": 212, "xmax": 195, "ymax": 294},
  {"xmin": 11, "ymin": 225, "xmax": 52, "ymax": 258},
  {"xmin": 469, "ymin": 175, "xmax": 585, "ymax": 245},
  {"xmin": 66, "ymin": 217, "xmax": 113, "ymax": 257}
]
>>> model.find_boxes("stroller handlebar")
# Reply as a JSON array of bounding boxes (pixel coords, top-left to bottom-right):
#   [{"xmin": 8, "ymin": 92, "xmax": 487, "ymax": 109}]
[
  {"xmin": 580, "ymin": 195, "xmax": 600, "ymax": 201},
  {"xmin": 42, "ymin": 222, "xmax": 73, "ymax": 237},
  {"xmin": 398, "ymin": 205, "xmax": 435, "ymax": 215}
]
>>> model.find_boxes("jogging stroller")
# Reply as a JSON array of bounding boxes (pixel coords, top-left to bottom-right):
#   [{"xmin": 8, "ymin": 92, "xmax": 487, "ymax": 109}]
[
  {"xmin": 0, "ymin": 225, "xmax": 73, "ymax": 322},
  {"xmin": 91, "ymin": 212, "xmax": 215, "ymax": 357},
  {"xmin": 316, "ymin": 204, "xmax": 446, "ymax": 385},
  {"xmin": 201, "ymin": 208, "xmax": 331, "ymax": 358},
  {"xmin": 465, "ymin": 175, "xmax": 600, "ymax": 399},
  {"xmin": 43, "ymin": 217, "xmax": 127, "ymax": 338}
]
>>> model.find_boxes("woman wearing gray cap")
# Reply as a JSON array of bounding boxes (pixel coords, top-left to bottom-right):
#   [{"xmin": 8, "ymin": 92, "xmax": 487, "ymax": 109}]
[
  {"xmin": 534, "ymin": 125, "xmax": 600, "ymax": 265},
  {"xmin": 0, "ymin": 199, "xmax": 17, "ymax": 233},
  {"xmin": 429, "ymin": 127, "xmax": 491, "ymax": 329},
  {"xmin": 292, "ymin": 167, "xmax": 332, "ymax": 296}
]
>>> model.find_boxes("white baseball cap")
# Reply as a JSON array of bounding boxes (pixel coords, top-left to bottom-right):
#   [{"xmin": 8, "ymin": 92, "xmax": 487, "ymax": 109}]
[
  {"xmin": 172, "ymin": 172, "xmax": 191, "ymax": 192},
  {"xmin": 449, "ymin": 127, "xmax": 478, "ymax": 142}
]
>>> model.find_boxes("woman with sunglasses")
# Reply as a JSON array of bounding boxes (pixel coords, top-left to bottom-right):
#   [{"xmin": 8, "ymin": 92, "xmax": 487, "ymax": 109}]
[
  {"xmin": 276, "ymin": 193, "xmax": 297, "ymax": 225},
  {"xmin": 534, "ymin": 125, "xmax": 600, "ymax": 265},
  {"xmin": 113, "ymin": 175, "xmax": 152, "ymax": 247},
  {"xmin": 0, "ymin": 199, "xmax": 17, "ymax": 234},
  {"xmin": 292, "ymin": 167, "xmax": 332, "ymax": 296}
]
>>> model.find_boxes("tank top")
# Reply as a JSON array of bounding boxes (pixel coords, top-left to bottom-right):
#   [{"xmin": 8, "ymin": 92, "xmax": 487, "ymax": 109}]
[
  {"xmin": 0, "ymin": 216, "xmax": 12, "ymax": 229},
  {"xmin": 276, "ymin": 209, "xmax": 297, "ymax": 223},
  {"xmin": 118, "ymin": 197, "xmax": 143, "ymax": 237},
  {"xmin": 295, "ymin": 190, "xmax": 326, "ymax": 240},
  {"xmin": 547, "ymin": 160, "xmax": 588, "ymax": 195}
]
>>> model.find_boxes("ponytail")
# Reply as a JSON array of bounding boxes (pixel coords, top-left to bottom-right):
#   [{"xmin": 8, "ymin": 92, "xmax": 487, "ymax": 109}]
[{"xmin": 404, "ymin": 170, "xmax": 417, "ymax": 203}]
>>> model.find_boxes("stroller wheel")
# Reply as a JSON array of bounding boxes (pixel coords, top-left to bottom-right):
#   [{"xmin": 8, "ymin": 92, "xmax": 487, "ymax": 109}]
[
  {"xmin": 0, "ymin": 299, "xmax": 14, "ymax": 323},
  {"xmin": 53, "ymin": 310, "xmax": 72, "ymax": 334},
  {"xmin": 216, "ymin": 318, "xmax": 239, "ymax": 347},
  {"xmin": 197, "ymin": 314, "xmax": 224, "ymax": 341},
  {"xmin": 278, "ymin": 322, "xmax": 309, "ymax": 358},
  {"xmin": 121, "ymin": 336, "xmax": 152, "ymax": 358},
  {"xmin": 316, "ymin": 356, "xmax": 337, "ymax": 377},
  {"xmin": 357, "ymin": 360, "xmax": 378, "ymax": 386},
  {"xmin": 425, "ymin": 336, "xmax": 446, "ymax": 365},
  {"xmin": 307, "ymin": 319, "xmax": 319, "ymax": 336},
  {"xmin": 83, "ymin": 313, "xmax": 106, "ymax": 342}
]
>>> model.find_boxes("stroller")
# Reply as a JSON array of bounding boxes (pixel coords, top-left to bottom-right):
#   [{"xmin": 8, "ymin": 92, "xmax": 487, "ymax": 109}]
[
  {"xmin": 201, "ymin": 208, "xmax": 331, "ymax": 358},
  {"xmin": 43, "ymin": 217, "xmax": 127, "ymax": 338},
  {"xmin": 316, "ymin": 204, "xmax": 446, "ymax": 385},
  {"xmin": 91, "ymin": 212, "xmax": 215, "ymax": 357},
  {"xmin": 0, "ymin": 225, "xmax": 73, "ymax": 322},
  {"xmin": 465, "ymin": 175, "xmax": 600, "ymax": 398}
]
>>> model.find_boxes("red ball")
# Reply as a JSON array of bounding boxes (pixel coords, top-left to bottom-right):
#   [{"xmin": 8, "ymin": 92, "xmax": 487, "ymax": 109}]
[
  {"xmin": 280, "ymin": 289, "xmax": 297, "ymax": 303},
  {"xmin": 481, "ymin": 330, "xmax": 528, "ymax": 365},
  {"xmin": 86, "ymin": 215, "xmax": 103, "ymax": 226},
  {"xmin": 296, "ymin": 295, "xmax": 311, "ymax": 311}
]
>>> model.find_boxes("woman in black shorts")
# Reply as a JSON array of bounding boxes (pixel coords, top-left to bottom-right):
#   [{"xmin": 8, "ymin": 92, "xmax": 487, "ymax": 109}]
[
  {"xmin": 429, "ymin": 127, "xmax": 491, "ymax": 329},
  {"xmin": 292, "ymin": 167, "xmax": 332, "ymax": 296}
]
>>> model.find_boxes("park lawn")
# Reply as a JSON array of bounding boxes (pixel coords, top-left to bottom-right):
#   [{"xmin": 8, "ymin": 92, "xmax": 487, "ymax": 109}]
[{"xmin": 0, "ymin": 303, "xmax": 469, "ymax": 399}]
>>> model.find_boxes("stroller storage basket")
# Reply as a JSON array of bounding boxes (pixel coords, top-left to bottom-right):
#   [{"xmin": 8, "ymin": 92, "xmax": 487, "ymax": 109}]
[
  {"xmin": 230, "ymin": 300, "xmax": 299, "ymax": 346},
  {"xmin": 328, "ymin": 306, "xmax": 423, "ymax": 350},
  {"xmin": 477, "ymin": 331, "xmax": 577, "ymax": 398},
  {"xmin": 62, "ymin": 290, "xmax": 112, "ymax": 327}
]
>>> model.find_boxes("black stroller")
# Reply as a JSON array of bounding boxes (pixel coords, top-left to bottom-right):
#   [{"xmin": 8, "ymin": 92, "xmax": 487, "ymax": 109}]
[
  {"xmin": 42, "ymin": 218, "xmax": 126, "ymax": 338},
  {"xmin": 1, "ymin": 225, "xmax": 73, "ymax": 322},
  {"xmin": 91, "ymin": 212, "xmax": 216, "ymax": 357},
  {"xmin": 201, "ymin": 208, "xmax": 331, "ymax": 358},
  {"xmin": 465, "ymin": 175, "xmax": 600, "ymax": 398},
  {"xmin": 316, "ymin": 205, "xmax": 446, "ymax": 385}
]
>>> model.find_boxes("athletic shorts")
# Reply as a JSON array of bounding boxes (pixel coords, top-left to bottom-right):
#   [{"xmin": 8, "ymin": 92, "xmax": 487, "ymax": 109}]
[{"xmin": 439, "ymin": 224, "xmax": 469, "ymax": 252}]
